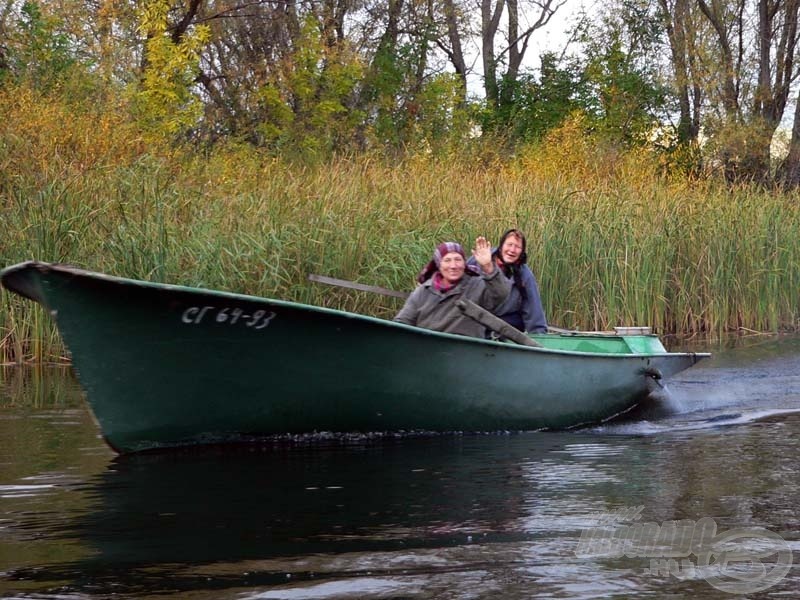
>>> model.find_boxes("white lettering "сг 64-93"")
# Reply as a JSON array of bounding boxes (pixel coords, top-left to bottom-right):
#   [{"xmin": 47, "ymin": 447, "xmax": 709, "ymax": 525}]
[{"xmin": 181, "ymin": 306, "xmax": 277, "ymax": 329}]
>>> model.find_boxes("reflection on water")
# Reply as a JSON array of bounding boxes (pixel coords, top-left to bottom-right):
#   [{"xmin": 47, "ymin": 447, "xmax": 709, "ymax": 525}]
[
  {"xmin": 0, "ymin": 365, "xmax": 81, "ymax": 408},
  {"xmin": 1, "ymin": 337, "xmax": 800, "ymax": 598}
]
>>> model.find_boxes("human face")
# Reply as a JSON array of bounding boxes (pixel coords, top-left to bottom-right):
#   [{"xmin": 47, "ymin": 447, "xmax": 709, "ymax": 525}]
[
  {"xmin": 500, "ymin": 234, "xmax": 524, "ymax": 264},
  {"xmin": 438, "ymin": 252, "xmax": 465, "ymax": 284}
]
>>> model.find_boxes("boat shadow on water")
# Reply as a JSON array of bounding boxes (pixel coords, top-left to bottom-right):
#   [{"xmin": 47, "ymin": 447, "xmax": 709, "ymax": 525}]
[{"xmin": 7, "ymin": 435, "xmax": 582, "ymax": 595}]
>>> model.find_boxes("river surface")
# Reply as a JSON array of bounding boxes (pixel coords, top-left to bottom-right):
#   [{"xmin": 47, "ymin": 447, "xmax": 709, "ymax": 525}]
[{"xmin": 1, "ymin": 335, "xmax": 799, "ymax": 599}]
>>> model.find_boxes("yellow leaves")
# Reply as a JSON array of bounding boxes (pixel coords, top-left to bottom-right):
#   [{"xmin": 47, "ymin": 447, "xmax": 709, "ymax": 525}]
[
  {"xmin": 0, "ymin": 83, "xmax": 145, "ymax": 176},
  {"xmin": 136, "ymin": 0, "xmax": 172, "ymax": 36},
  {"xmin": 132, "ymin": 1, "xmax": 209, "ymax": 138},
  {"xmin": 251, "ymin": 16, "xmax": 365, "ymax": 155}
]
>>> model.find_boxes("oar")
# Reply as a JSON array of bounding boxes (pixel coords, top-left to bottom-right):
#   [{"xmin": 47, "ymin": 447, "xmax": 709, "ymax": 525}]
[
  {"xmin": 308, "ymin": 274, "xmax": 410, "ymax": 299},
  {"xmin": 456, "ymin": 299, "xmax": 542, "ymax": 347},
  {"xmin": 308, "ymin": 274, "xmax": 542, "ymax": 347},
  {"xmin": 310, "ymin": 275, "xmax": 652, "ymax": 337}
]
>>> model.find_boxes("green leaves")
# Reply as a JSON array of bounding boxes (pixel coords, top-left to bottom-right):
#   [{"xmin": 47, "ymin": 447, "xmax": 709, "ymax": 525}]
[{"xmin": 3, "ymin": 1, "xmax": 80, "ymax": 91}]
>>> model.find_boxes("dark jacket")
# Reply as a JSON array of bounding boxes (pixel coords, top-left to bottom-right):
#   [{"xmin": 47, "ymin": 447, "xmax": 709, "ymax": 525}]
[
  {"xmin": 468, "ymin": 257, "xmax": 547, "ymax": 333},
  {"xmin": 393, "ymin": 268, "xmax": 511, "ymax": 338}
]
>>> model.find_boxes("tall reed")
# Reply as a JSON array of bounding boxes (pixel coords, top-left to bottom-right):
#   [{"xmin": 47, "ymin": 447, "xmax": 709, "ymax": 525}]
[{"xmin": 2, "ymin": 90, "xmax": 800, "ymax": 363}]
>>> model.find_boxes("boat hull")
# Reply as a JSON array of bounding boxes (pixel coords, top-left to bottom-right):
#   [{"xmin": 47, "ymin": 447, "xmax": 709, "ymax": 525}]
[{"xmin": 1, "ymin": 262, "xmax": 708, "ymax": 453}]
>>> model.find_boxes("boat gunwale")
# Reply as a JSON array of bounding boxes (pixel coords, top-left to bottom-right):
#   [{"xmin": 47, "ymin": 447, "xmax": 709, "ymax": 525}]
[{"xmin": 1, "ymin": 261, "xmax": 711, "ymax": 360}]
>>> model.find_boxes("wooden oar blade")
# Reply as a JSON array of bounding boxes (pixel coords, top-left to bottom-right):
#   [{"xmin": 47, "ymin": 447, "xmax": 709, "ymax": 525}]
[{"xmin": 308, "ymin": 274, "xmax": 410, "ymax": 299}]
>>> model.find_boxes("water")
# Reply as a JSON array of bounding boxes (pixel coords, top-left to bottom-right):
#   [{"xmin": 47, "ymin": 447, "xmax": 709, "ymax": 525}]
[{"xmin": 2, "ymin": 336, "xmax": 800, "ymax": 599}]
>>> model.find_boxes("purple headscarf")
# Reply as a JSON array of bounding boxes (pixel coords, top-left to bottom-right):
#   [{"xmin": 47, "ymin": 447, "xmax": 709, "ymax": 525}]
[{"xmin": 417, "ymin": 242, "xmax": 479, "ymax": 283}]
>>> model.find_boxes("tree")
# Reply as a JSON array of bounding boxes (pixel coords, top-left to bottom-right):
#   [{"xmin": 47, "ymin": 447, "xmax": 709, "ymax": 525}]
[
  {"xmin": 478, "ymin": 0, "xmax": 564, "ymax": 105},
  {"xmin": 441, "ymin": 0, "xmax": 468, "ymax": 93},
  {"xmin": 657, "ymin": 0, "xmax": 703, "ymax": 145},
  {"xmin": 694, "ymin": 0, "xmax": 800, "ymax": 183},
  {"xmin": 499, "ymin": 52, "xmax": 586, "ymax": 142},
  {"xmin": 1, "ymin": 1, "xmax": 79, "ymax": 89},
  {"xmin": 132, "ymin": 0, "xmax": 210, "ymax": 136},
  {"xmin": 578, "ymin": 2, "xmax": 668, "ymax": 145}
]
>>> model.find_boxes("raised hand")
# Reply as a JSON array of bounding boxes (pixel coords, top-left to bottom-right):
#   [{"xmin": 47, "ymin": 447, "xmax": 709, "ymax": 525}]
[{"xmin": 472, "ymin": 236, "xmax": 494, "ymax": 273}]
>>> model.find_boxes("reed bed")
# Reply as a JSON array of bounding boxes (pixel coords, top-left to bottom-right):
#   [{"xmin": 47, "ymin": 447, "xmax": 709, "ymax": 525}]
[{"xmin": 2, "ymin": 93, "xmax": 800, "ymax": 363}]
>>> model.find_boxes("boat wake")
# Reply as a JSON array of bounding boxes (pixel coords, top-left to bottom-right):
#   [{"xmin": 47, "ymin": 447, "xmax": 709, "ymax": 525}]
[
  {"xmin": 593, "ymin": 407, "xmax": 800, "ymax": 436},
  {"xmin": 595, "ymin": 337, "xmax": 800, "ymax": 436}
]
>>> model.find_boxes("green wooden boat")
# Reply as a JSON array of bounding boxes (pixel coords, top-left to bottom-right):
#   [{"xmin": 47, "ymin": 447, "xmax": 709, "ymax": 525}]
[{"xmin": 1, "ymin": 261, "xmax": 709, "ymax": 453}]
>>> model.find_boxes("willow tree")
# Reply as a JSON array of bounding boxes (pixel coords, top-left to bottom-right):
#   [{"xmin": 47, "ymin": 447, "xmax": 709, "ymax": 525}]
[{"xmin": 0, "ymin": 0, "xmax": 83, "ymax": 89}]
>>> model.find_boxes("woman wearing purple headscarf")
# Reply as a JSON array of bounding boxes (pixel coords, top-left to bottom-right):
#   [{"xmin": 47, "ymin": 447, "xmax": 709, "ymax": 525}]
[{"xmin": 394, "ymin": 236, "xmax": 511, "ymax": 338}]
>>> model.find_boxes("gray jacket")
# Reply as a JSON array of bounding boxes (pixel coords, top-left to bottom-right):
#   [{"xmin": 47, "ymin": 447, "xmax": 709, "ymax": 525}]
[{"xmin": 393, "ymin": 268, "xmax": 511, "ymax": 338}]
